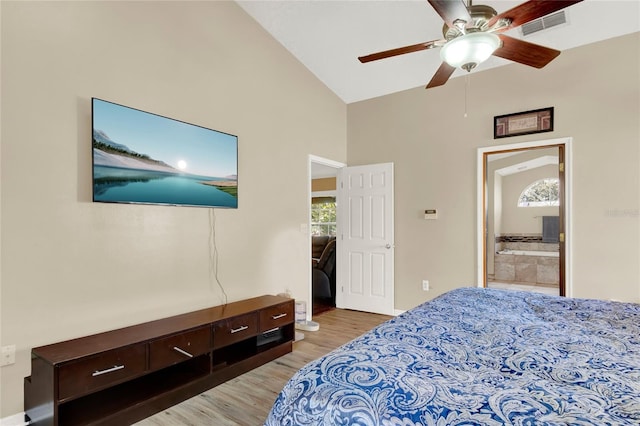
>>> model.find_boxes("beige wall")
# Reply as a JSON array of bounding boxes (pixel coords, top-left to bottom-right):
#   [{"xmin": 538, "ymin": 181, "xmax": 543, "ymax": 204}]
[
  {"xmin": 348, "ymin": 32, "xmax": 640, "ymax": 311},
  {"xmin": 0, "ymin": 1, "xmax": 346, "ymax": 416}
]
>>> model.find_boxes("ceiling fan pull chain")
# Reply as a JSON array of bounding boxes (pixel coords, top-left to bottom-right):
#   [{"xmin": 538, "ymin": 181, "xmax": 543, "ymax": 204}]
[{"xmin": 464, "ymin": 74, "xmax": 470, "ymax": 118}]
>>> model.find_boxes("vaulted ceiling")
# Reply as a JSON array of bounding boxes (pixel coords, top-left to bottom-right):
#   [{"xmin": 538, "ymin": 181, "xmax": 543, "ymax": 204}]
[{"xmin": 237, "ymin": 0, "xmax": 640, "ymax": 103}]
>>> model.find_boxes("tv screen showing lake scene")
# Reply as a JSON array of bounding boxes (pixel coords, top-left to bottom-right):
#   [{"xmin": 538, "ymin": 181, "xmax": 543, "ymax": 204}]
[{"xmin": 92, "ymin": 98, "xmax": 238, "ymax": 208}]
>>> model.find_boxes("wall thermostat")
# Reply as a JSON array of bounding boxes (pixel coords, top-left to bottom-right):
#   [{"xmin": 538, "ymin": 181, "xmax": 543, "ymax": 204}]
[{"xmin": 424, "ymin": 209, "xmax": 437, "ymax": 220}]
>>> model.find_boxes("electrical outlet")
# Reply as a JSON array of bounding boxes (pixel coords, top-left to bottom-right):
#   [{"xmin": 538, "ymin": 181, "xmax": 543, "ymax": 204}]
[
  {"xmin": 422, "ymin": 280, "xmax": 429, "ymax": 291},
  {"xmin": 1, "ymin": 345, "xmax": 16, "ymax": 367}
]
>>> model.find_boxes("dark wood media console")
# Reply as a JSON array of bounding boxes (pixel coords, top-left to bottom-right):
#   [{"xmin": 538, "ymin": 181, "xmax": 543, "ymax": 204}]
[{"xmin": 24, "ymin": 295, "xmax": 294, "ymax": 425}]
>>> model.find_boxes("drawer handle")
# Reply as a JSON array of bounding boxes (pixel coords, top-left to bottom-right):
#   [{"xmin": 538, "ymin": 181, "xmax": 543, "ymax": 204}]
[
  {"xmin": 92, "ymin": 365, "xmax": 124, "ymax": 377},
  {"xmin": 272, "ymin": 313, "xmax": 287, "ymax": 320},
  {"xmin": 230, "ymin": 325, "xmax": 249, "ymax": 334},
  {"xmin": 173, "ymin": 346, "xmax": 194, "ymax": 358},
  {"xmin": 263, "ymin": 327, "xmax": 279, "ymax": 334}
]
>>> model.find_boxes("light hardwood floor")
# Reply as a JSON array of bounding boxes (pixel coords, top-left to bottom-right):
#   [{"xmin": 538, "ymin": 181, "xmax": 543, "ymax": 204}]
[{"xmin": 135, "ymin": 308, "xmax": 392, "ymax": 426}]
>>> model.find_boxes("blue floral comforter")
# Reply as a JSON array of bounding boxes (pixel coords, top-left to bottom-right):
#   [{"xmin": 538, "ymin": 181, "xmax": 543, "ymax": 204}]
[{"xmin": 265, "ymin": 287, "xmax": 640, "ymax": 425}]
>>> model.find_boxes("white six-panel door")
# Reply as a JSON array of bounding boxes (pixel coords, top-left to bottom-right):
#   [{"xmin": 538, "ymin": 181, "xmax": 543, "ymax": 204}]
[{"xmin": 336, "ymin": 163, "xmax": 394, "ymax": 315}]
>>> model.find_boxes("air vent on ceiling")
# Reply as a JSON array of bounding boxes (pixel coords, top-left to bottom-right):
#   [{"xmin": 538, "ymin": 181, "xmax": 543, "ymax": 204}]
[{"xmin": 521, "ymin": 11, "xmax": 567, "ymax": 36}]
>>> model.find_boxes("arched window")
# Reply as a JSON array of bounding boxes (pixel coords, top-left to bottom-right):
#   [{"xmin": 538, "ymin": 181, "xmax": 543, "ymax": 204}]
[{"xmin": 518, "ymin": 178, "xmax": 559, "ymax": 207}]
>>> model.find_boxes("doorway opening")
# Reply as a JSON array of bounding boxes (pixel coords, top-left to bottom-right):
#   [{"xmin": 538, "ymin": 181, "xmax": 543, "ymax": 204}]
[
  {"xmin": 477, "ymin": 138, "xmax": 572, "ymax": 297},
  {"xmin": 308, "ymin": 158, "xmax": 396, "ymax": 316},
  {"xmin": 309, "ymin": 155, "xmax": 344, "ymax": 317}
]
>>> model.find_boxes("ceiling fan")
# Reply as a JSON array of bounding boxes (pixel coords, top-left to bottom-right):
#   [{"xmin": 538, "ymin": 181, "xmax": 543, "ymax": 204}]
[{"xmin": 358, "ymin": 0, "xmax": 584, "ymax": 89}]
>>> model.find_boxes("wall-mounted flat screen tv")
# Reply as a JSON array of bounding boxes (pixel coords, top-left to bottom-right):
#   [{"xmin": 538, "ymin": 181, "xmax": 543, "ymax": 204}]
[{"xmin": 92, "ymin": 98, "xmax": 238, "ymax": 208}]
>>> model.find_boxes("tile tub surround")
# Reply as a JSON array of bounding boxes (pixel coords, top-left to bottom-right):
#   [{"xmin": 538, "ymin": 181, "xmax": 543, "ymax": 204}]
[{"xmin": 495, "ymin": 251, "xmax": 559, "ymax": 285}]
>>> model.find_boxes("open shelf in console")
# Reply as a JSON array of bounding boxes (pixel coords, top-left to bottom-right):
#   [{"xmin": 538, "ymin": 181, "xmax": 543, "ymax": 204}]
[
  {"xmin": 258, "ymin": 324, "xmax": 294, "ymax": 351},
  {"xmin": 212, "ymin": 337, "xmax": 257, "ymax": 371},
  {"xmin": 211, "ymin": 323, "xmax": 294, "ymax": 371},
  {"xmin": 58, "ymin": 355, "xmax": 210, "ymax": 426}
]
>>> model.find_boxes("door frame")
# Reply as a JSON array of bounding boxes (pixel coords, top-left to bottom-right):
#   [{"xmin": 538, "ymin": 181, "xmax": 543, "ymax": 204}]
[
  {"xmin": 476, "ymin": 137, "xmax": 573, "ymax": 296},
  {"xmin": 308, "ymin": 155, "xmax": 345, "ymax": 320}
]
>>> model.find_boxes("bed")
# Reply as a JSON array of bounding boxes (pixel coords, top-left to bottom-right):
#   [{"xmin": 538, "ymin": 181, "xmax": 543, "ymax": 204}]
[{"xmin": 265, "ymin": 287, "xmax": 640, "ymax": 425}]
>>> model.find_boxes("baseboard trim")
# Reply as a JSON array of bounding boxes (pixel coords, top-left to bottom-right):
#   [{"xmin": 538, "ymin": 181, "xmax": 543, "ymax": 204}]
[{"xmin": 0, "ymin": 412, "xmax": 29, "ymax": 426}]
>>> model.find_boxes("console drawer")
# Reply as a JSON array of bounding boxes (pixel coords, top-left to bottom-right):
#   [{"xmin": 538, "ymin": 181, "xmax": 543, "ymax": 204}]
[
  {"xmin": 149, "ymin": 326, "xmax": 211, "ymax": 371},
  {"xmin": 58, "ymin": 343, "xmax": 146, "ymax": 401},
  {"xmin": 213, "ymin": 312, "xmax": 258, "ymax": 349},
  {"xmin": 260, "ymin": 302, "xmax": 293, "ymax": 332}
]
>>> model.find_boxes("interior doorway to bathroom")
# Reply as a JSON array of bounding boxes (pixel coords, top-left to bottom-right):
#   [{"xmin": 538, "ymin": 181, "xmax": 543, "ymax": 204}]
[{"xmin": 477, "ymin": 138, "xmax": 571, "ymax": 297}]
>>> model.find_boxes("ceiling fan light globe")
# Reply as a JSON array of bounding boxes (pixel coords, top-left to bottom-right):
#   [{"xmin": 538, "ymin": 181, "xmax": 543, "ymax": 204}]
[{"xmin": 440, "ymin": 32, "xmax": 501, "ymax": 70}]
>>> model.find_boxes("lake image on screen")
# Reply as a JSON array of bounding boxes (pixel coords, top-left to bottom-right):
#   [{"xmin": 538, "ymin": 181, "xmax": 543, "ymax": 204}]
[{"xmin": 92, "ymin": 99, "xmax": 238, "ymax": 208}]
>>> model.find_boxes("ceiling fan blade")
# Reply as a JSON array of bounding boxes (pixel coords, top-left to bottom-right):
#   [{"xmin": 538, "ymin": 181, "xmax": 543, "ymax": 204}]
[
  {"xmin": 488, "ymin": 0, "xmax": 583, "ymax": 31},
  {"xmin": 358, "ymin": 40, "xmax": 442, "ymax": 63},
  {"xmin": 426, "ymin": 62, "xmax": 456, "ymax": 89},
  {"xmin": 428, "ymin": 0, "xmax": 472, "ymax": 28},
  {"xmin": 493, "ymin": 34, "xmax": 560, "ymax": 68}
]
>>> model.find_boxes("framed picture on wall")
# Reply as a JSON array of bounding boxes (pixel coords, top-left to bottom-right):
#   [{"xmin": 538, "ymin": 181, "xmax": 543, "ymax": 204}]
[{"xmin": 494, "ymin": 107, "xmax": 554, "ymax": 139}]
